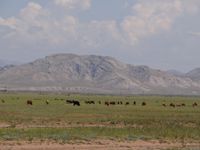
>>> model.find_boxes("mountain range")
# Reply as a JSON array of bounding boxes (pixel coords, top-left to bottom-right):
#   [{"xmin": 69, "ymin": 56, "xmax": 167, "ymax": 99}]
[{"xmin": 0, "ymin": 53, "xmax": 200, "ymax": 95}]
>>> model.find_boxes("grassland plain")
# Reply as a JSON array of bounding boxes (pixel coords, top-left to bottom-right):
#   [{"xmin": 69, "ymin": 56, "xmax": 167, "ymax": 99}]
[{"xmin": 0, "ymin": 92, "xmax": 200, "ymax": 149}]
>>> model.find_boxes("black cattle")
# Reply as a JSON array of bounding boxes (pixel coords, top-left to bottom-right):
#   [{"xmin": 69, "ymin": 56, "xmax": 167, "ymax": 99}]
[
  {"xmin": 133, "ymin": 101, "xmax": 136, "ymax": 105},
  {"xmin": 27, "ymin": 100, "xmax": 33, "ymax": 105},
  {"xmin": 73, "ymin": 100, "xmax": 80, "ymax": 106},
  {"xmin": 66, "ymin": 100, "xmax": 74, "ymax": 104},
  {"xmin": 181, "ymin": 103, "xmax": 186, "ymax": 107},
  {"xmin": 170, "ymin": 103, "xmax": 175, "ymax": 108},
  {"xmin": 142, "ymin": 102, "xmax": 146, "ymax": 106},
  {"xmin": 105, "ymin": 101, "xmax": 109, "ymax": 106},
  {"xmin": 110, "ymin": 101, "xmax": 116, "ymax": 105},
  {"xmin": 125, "ymin": 102, "xmax": 129, "ymax": 105},
  {"xmin": 66, "ymin": 99, "xmax": 80, "ymax": 106},
  {"xmin": 85, "ymin": 100, "xmax": 95, "ymax": 104}
]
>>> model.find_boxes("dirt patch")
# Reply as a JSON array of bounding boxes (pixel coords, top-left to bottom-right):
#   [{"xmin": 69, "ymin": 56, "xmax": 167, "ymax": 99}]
[
  {"xmin": 0, "ymin": 140, "xmax": 200, "ymax": 150},
  {"xmin": 10, "ymin": 122, "xmax": 144, "ymax": 129},
  {"xmin": 0, "ymin": 122, "xmax": 10, "ymax": 128}
]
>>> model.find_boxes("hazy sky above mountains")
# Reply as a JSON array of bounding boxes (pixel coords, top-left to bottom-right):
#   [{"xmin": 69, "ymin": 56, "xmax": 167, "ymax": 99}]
[{"xmin": 0, "ymin": 0, "xmax": 200, "ymax": 72}]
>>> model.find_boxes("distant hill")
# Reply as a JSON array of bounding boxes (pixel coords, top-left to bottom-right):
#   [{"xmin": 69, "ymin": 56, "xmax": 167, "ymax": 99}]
[
  {"xmin": 0, "ymin": 53, "xmax": 200, "ymax": 95},
  {"xmin": 167, "ymin": 70, "xmax": 185, "ymax": 77},
  {"xmin": 186, "ymin": 68, "xmax": 200, "ymax": 81},
  {"xmin": 0, "ymin": 59, "xmax": 21, "ymax": 67}
]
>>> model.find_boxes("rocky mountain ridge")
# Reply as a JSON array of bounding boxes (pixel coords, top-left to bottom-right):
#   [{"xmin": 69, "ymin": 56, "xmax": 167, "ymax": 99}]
[{"xmin": 0, "ymin": 53, "xmax": 200, "ymax": 95}]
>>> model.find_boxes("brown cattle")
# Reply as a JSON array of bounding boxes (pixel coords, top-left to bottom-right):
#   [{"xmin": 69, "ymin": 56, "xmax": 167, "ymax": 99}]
[
  {"xmin": 193, "ymin": 102, "xmax": 198, "ymax": 107},
  {"xmin": 46, "ymin": 100, "xmax": 49, "ymax": 105},
  {"xmin": 27, "ymin": 100, "xmax": 33, "ymax": 105}
]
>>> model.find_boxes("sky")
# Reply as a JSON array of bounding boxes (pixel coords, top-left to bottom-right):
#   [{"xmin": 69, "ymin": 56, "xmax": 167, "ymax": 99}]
[{"xmin": 0, "ymin": 0, "xmax": 200, "ymax": 72}]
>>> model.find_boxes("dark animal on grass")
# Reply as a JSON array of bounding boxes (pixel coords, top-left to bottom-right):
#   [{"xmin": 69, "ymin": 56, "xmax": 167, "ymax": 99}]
[
  {"xmin": 125, "ymin": 102, "xmax": 129, "ymax": 105},
  {"xmin": 46, "ymin": 100, "xmax": 49, "ymax": 105},
  {"xmin": 192, "ymin": 102, "xmax": 198, "ymax": 107},
  {"xmin": 110, "ymin": 101, "xmax": 116, "ymax": 105},
  {"xmin": 170, "ymin": 103, "xmax": 175, "ymax": 108},
  {"xmin": 1, "ymin": 99, "xmax": 5, "ymax": 103},
  {"xmin": 85, "ymin": 100, "xmax": 95, "ymax": 104},
  {"xmin": 27, "ymin": 100, "xmax": 33, "ymax": 105},
  {"xmin": 142, "ymin": 102, "xmax": 146, "ymax": 106},
  {"xmin": 105, "ymin": 101, "xmax": 109, "ymax": 106},
  {"xmin": 162, "ymin": 104, "xmax": 166, "ymax": 107},
  {"xmin": 66, "ymin": 100, "xmax": 74, "ymax": 104},
  {"xmin": 73, "ymin": 100, "xmax": 80, "ymax": 106},
  {"xmin": 66, "ymin": 99, "xmax": 80, "ymax": 106},
  {"xmin": 133, "ymin": 101, "xmax": 136, "ymax": 105},
  {"xmin": 181, "ymin": 103, "xmax": 186, "ymax": 107}
]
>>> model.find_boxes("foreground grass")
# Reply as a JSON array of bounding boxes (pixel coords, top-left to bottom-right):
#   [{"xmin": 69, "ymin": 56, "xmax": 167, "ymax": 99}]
[
  {"xmin": 0, "ymin": 92, "xmax": 200, "ymax": 141},
  {"xmin": 0, "ymin": 126, "xmax": 199, "ymax": 142}
]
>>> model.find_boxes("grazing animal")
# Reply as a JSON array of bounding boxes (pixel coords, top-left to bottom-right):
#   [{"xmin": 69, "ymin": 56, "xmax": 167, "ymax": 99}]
[
  {"xmin": 66, "ymin": 100, "xmax": 74, "ymax": 104},
  {"xmin": 181, "ymin": 103, "xmax": 186, "ymax": 107},
  {"xmin": 142, "ymin": 102, "xmax": 146, "ymax": 106},
  {"xmin": 133, "ymin": 101, "xmax": 136, "ymax": 105},
  {"xmin": 125, "ymin": 102, "xmax": 129, "ymax": 105},
  {"xmin": 73, "ymin": 100, "xmax": 80, "ymax": 106},
  {"xmin": 85, "ymin": 100, "xmax": 95, "ymax": 104},
  {"xmin": 110, "ymin": 101, "xmax": 116, "ymax": 105},
  {"xmin": 193, "ymin": 102, "xmax": 198, "ymax": 107},
  {"xmin": 46, "ymin": 100, "xmax": 49, "ymax": 105},
  {"xmin": 162, "ymin": 104, "xmax": 166, "ymax": 107},
  {"xmin": 105, "ymin": 101, "xmax": 109, "ymax": 106},
  {"xmin": 170, "ymin": 103, "xmax": 175, "ymax": 108},
  {"xmin": 27, "ymin": 100, "xmax": 33, "ymax": 105},
  {"xmin": 66, "ymin": 99, "xmax": 80, "ymax": 106}
]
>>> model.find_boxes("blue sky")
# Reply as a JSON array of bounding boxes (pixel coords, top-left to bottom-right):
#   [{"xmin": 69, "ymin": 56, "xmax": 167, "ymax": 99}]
[{"xmin": 0, "ymin": 0, "xmax": 200, "ymax": 72}]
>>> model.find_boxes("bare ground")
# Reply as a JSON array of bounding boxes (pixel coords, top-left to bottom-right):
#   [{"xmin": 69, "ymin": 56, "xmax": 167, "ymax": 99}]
[{"xmin": 0, "ymin": 140, "xmax": 200, "ymax": 150}]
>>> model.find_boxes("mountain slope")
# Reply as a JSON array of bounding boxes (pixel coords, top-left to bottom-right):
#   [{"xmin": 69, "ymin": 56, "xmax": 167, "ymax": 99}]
[
  {"xmin": 186, "ymin": 68, "xmax": 200, "ymax": 81},
  {"xmin": 0, "ymin": 53, "xmax": 199, "ymax": 95}
]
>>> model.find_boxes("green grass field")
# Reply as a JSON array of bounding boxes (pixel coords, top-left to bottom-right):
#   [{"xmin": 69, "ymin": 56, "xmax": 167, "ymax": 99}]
[{"xmin": 0, "ymin": 92, "xmax": 200, "ymax": 142}]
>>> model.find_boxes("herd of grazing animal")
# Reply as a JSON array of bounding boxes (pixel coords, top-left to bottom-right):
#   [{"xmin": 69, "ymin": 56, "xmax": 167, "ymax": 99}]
[
  {"xmin": 0, "ymin": 98, "xmax": 199, "ymax": 108},
  {"xmin": 163, "ymin": 102, "xmax": 198, "ymax": 108}
]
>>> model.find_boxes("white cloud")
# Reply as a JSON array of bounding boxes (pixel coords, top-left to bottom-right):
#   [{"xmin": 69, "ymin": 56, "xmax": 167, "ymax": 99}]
[
  {"xmin": 188, "ymin": 32, "xmax": 200, "ymax": 37},
  {"xmin": 0, "ymin": 0, "xmax": 200, "ymax": 52},
  {"xmin": 54, "ymin": 0, "xmax": 91, "ymax": 10},
  {"xmin": 120, "ymin": 0, "xmax": 194, "ymax": 45},
  {"xmin": 0, "ymin": 17, "xmax": 17, "ymax": 29}
]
